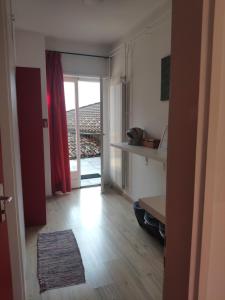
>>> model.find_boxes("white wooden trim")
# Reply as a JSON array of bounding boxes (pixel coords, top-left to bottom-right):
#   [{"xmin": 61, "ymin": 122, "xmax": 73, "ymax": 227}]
[
  {"xmin": 64, "ymin": 76, "xmax": 81, "ymax": 189},
  {"xmin": 64, "ymin": 75, "xmax": 101, "ymax": 82},
  {"xmin": 0, "ymin": 0, "xmax": 26, "ymax": 299},
  {"xmin": 64, "ymin": 75, "xmax": 103, "ymax": 189},
  {"xmin": 100, "ymin": 77, "xmax": 104, "ymax": 192},
  {"xmin": 74, "ymin": 78, "xmax": 81, "ymax": 188}
]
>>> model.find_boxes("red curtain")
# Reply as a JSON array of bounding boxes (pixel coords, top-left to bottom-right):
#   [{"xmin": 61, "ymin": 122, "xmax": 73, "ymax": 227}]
[{"xmin": 46, "ymin": 51, "xmax": 71, "ymax": 194}]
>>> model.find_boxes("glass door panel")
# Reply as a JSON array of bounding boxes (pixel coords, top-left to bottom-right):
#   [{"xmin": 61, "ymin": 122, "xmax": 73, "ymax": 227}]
[
  {"xmin": 64, "ymin": 79, "xmax": 80, "ymax": 188},
  {"xmin": 64, "ymin": 76, "xmax": 103, "ymax": 189},
  {"xmin": 78, "ymin": 79, "xmax": 102, "ymax": 187}
]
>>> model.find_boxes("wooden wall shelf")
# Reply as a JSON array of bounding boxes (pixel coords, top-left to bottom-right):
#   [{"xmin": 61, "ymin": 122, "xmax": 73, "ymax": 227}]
[{"xmin": 110, "ymin": 142, "xmax": 167, "ymax": 163}]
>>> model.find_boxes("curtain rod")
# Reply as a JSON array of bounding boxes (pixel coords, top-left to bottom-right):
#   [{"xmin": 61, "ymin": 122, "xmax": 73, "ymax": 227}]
[{"xmin": 48, "ymin": 50, "xmax": 109, "ymax": 59}]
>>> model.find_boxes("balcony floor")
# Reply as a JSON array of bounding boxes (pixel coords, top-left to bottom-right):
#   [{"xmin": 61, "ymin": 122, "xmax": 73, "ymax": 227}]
[{"xmin": 70, "ymin": 157, "xmax": 101, "ymax": 187}]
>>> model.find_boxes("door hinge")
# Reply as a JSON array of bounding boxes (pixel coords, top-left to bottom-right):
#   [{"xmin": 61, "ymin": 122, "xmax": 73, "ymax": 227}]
[
  {"xmin": 11, "ymin": 13, "xmax": 15, "ymax": 22},
  {"xmin": 0, "ymin": 196, "xmax": 13, "ymax": 223}
]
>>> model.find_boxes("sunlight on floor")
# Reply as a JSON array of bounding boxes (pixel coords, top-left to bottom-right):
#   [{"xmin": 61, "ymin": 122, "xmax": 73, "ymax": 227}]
[{"xmin": 69, "ymin": 187, "xmax": 103, "ymax": 229}]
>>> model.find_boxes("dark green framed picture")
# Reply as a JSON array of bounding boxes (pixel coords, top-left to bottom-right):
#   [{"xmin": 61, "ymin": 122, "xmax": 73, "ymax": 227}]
[{"xmin": 160, "ymin": 55, "xmax": 171, "ymax": 101}]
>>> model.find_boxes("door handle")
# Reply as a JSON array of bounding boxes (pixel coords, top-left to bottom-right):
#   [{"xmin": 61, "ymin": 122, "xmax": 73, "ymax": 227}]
[{"xmin": 0, "ymin": 196, "xmax": 13, "ymax": 223}]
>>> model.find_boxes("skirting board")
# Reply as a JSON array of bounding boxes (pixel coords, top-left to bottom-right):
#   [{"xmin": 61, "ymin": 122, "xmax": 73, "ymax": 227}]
[{"xmin": 110, "ymin": 182, "xmax": 134, "ymax": 203}]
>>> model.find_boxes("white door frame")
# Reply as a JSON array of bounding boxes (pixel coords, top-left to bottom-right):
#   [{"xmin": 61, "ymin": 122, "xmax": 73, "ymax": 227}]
[
  {"xmin": 76, "ymin": 76, "xmax": 103, "ymax": 189},
  {"xmin": 100, "ymin": 77, "xmax": 104, "ymax": 192},
  {"xmin": 64, "ymin": 76, "xmax": 81, "ymax": 189},
  {"xmin": 0, "ymin": 0, "xmax": 26, "ymax": 299},
  {"xmin": 74, "ymin": 78, "xmax": 82, "ymax": 188},
  {"xmin": 65, "ymin": 75, "xmax": 103, "ymax": 189}
]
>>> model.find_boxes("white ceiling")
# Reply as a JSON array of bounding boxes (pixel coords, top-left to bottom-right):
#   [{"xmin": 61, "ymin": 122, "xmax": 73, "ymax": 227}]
[{"xmin": 15, "ymin": 0, "xmax": 167, "ymax": 47}]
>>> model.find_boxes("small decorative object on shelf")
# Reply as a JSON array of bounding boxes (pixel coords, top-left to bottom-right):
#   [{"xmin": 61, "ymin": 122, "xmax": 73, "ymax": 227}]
[
  {"xmin": 142, "ymin": 138, "xmax": 160, "ymax": 149},
  {"xmin": 127, "ymin": 127, "xmax": 144, "ymax": 146}
]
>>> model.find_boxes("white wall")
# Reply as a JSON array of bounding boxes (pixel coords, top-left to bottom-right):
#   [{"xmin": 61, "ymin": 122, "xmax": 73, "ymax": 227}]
[
  {"xmin": 15, "ymin": 29, "xmax": 52, "ymax": 196},
  {"xmin": 45, "ymin": 37, "xmax": 109, "ymax": 77},
  {"xmin": 109, "ymin": 47, "xmax": 126, "ymax": 189},
  {"xmin": 110, "ymin": 7, "xmax": 172, "ymax": 200}
]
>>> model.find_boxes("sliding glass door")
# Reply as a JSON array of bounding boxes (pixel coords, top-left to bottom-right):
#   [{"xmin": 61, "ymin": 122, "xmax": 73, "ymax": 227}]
[
  {"xmin": 64, "ymin": 76, "xmax": 102, "ymax": 189},
  {"xmin": 78, "ymin": 78, "xmax": 102, "ymax": 187}
]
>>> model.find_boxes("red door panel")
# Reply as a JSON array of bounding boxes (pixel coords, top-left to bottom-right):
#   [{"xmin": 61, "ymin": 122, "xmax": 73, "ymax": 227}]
[
  {"xmin": 0, "ymin": 223, "xmax": 13, "ymax": 300},
  {"xmin": 16, "ymin": 67, "xmax": 46, "ymax": 226},
  {"xmin": 0, "ymin": 137, "xmax": 13, "ymax": 300}
]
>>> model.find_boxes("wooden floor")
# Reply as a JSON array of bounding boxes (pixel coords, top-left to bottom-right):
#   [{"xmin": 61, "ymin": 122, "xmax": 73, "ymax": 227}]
[{"xmin": 26, "ymin": 187, "xmax": 164, "ymax": 300}]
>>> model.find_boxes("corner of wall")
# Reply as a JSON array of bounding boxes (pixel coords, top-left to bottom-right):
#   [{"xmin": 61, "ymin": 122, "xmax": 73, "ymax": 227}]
[
  {"xmin": 15, "ymin": 29, "xmax": 52, "ymax": 196},
  {"xmin": 108, "ymin": 3, "xmax": 172, "ymax": 201}
]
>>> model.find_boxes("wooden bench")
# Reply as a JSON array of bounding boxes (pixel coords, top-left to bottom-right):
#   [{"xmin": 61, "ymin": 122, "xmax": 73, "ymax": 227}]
[{"xmin": 139, "ymin": 195, "xmax": 166, "ymax": 224}]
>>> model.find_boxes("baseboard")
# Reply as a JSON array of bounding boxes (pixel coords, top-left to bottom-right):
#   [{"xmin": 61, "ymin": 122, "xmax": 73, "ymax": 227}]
[{"xmin": 110, "ymin": 182, "xmax": 134, "ymax": 203}]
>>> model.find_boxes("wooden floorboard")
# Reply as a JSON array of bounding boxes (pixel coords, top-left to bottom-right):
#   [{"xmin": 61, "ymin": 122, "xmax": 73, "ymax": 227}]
[{"xmin": 25, "ymin": 187, "xmax": 163, "ymax": 300}]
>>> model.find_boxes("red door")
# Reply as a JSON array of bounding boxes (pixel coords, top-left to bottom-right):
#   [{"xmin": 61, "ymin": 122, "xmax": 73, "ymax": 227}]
[
  {"xmin": 0, "ymin": 137, "xmax": 13, "ymax": 300},
  {"xmin": 16, "ymin": 67, "xmax": 46, "ymax": 226}
]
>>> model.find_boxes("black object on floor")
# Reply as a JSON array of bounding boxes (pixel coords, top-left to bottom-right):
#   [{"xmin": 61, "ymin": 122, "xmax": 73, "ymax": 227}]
[
  {"xmin": 81, "ymin": 173, "xmax": 101, "ymax": 180},
  {"xmin": 144, "ymin": 212, "xmax": 165, "ymax": 245},
  {"xmin": 133, "ymin": 201, "xmax": 165, "ymax": 245},
  {"xmin": 133, "ymin": 201, "xmax": 145, "ymax": 227}
]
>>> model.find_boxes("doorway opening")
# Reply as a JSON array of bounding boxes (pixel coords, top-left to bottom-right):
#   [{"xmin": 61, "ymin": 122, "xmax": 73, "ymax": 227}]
[{"xmin": 64, "ymin": 76, "xmax": 102, "ymax": 189}]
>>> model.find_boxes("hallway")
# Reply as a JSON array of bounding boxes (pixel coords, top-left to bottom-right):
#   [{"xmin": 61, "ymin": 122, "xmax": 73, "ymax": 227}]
[{"xmin": 25, "ymin": 187, "xmax": 163, "ymax": 300}]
